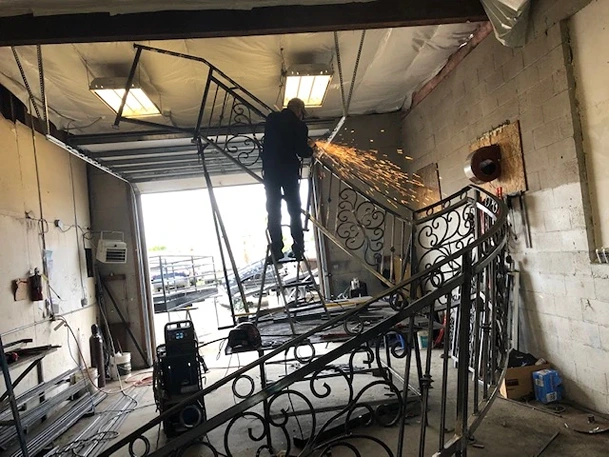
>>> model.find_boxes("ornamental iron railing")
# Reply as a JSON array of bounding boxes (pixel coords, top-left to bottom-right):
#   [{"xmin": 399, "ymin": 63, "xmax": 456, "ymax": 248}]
[
  {"xmin": 99, "ymin": 185, "xmax": 509, "ymax": 457},
  {"xmin": 101, "ymin": 45, "xmax": 511, "ymax": 457}
]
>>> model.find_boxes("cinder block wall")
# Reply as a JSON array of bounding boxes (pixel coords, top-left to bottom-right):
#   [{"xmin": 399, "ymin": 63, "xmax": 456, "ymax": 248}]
[
  {"xmin": 0, "ymin": 115, "xmax": 97, "ymax": 393},
  {"xmin": 401, "ymin": 3, "xmax": 608, "ymax": 412}
]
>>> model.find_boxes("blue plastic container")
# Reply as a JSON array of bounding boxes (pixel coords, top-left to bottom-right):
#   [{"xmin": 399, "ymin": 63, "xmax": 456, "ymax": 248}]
[{"xmin": 533, "ymin": 369, "xmax": 563, "ymax": 404}]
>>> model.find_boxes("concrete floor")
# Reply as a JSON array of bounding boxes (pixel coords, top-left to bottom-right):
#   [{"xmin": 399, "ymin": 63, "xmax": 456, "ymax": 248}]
[
  {"xmin": 49, "ymin": 304, "xmax": 609, "ymax": 456},
  {"xmin": 54, "ymin": 343, "xmax": 609, "ymax": 457}
]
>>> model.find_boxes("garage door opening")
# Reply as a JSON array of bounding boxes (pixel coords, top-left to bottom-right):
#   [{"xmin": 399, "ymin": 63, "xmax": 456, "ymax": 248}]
[{"xmin": 141, "ymin": 180, "xmax": 313, "ymax": 346}]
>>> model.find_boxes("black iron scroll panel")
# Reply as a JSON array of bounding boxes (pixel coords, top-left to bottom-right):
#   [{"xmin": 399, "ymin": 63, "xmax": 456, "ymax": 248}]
[{"xmin": 311, "ymin": 162, "xmax": 412, "ymax": 289}]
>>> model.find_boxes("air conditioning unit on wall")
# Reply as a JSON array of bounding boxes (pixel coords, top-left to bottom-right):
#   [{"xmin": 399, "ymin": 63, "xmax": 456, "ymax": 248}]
[{"xmin": 96, "ymin": 231, "xmax": 128, "ymax": 264}]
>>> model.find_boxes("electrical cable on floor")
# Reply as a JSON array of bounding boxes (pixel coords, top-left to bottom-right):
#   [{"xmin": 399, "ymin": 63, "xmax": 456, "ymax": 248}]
[
  {"xmin": 216, "ymin": 339, "xmax": 227, "ymax": 360},
  {"xmin": 55, "ymin": 316, "xmax": 138, "ymax": 403},
  {"xmin": 43, "ymin": 430, "xmax": 119, "ymax": 457}
]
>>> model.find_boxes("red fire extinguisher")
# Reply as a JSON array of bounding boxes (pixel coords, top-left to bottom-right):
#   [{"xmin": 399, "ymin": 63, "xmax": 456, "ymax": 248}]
[{"xmin": 29, "ymin": 267, "xmax": 44, "ymax": 301}]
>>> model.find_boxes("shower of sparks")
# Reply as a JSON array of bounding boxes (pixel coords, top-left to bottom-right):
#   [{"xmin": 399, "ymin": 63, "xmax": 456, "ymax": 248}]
[{"xmin": 314, "ymin": 141, "xmax": 437, "ymax": 207}]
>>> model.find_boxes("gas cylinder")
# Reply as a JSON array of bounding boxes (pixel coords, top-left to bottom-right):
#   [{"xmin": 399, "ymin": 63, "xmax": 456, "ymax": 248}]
[{"xmin": 89, "ymin": 324, "xmax": 106, "ymax": 387}]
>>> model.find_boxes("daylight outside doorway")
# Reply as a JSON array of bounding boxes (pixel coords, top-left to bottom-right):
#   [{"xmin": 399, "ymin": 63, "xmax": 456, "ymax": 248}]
[{"xmin": 141, "ymin": 181, "xmax": 314, "ymax": 351}]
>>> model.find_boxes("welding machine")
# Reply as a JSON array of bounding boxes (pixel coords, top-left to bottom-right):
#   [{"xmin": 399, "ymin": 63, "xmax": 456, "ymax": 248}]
[{"xmin": 153, "ymin": 320, "xmax": 207, "ymax": 437}]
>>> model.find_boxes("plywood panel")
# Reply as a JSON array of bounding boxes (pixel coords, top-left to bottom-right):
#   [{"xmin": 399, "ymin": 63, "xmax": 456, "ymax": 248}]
[
  {"xmin": 413, "ymin": 162, "xmax": 441, "ymax": 210},
  {"xmin": 469, "ymin": 121, "xmax": 527, "ymax": 195}
]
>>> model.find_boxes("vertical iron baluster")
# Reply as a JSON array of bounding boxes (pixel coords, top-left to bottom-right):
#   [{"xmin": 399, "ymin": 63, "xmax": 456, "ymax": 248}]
[
  {"xmin": 326, "ymin": 169, "xmax": 334, "ymax": 231},
  {"xmin": 199, "ymin": 139, "xmax": 248, "ymax": 316},
  {"xmin": 390, "ymin": 214, "xmax": 396, "ymax": 283},
  {"xmin": 482, "ymin": 258, "xmax": 491, "ymax": 399},
  {"xmin": 472, "ymin": 271, "xmax": 483, "ymax": 414},
  {"xmin": 205, "ymin": 84, "xmax": 220, "ymax": 136},
  {"xmin": 490, "ymin": 258, "xmax": 498, "ymax": 382},
  {"xmin": 311, "ymin": 165, "xmax": 330, "ymax": 299},
  {"xmin": 418, "ymin": 295, "xmax": 436, "ymax": 457},
  {"xmin": 456, "ymin": 250, "xmax": 473, "ymax": 457},
  {"xmin": 216, "ymin": 89, "xmax": 230, "ymax": 148},
  {"xmin": 194, "ymin": 67, "xmax": 214, "ymax": 137},
  {"xmin": 397, "ymin": 313, "xmax": 416, "ymax": 456},
  {"xmin": 472, "ymin": 188, "xmax": 482, "ymax": 413},
  {"xmin": 333, "ymin": 178, "xmax": 342, "ymax": 237},
  {"xmin": 253, "ymin": 246, "xmax": 270, "ymax": 325},
  {"xmin": 439, "ymin": 292, "xmax": 453, "ymax": 451},
  {"xmin": 400, "ymin": 219, "xmax": 407, "ymax": 281}
]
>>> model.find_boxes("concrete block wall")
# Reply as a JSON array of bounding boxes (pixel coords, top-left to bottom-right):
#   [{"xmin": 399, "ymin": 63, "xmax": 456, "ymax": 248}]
[
  {"xmin": 0, "ymin": 115, "xmax": 97, "ymax": 393},
  {"xmin": 401, "ymin": 5, "xmax": 608, "ymax": 412}
]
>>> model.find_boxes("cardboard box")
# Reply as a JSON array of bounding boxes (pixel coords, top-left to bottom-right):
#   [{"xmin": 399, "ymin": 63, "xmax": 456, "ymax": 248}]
[
  {"xmin": 500, "ymin": 363, "xmax": 551, "ymax": 400},
  {"xmin": 533, "ymin": 369, "xmax": 562, "ymax": 404}
]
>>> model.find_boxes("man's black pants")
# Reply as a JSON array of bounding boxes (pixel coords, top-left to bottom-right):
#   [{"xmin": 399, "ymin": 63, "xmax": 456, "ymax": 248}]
[{"xmin": 264, "ymin": 172, "xmax": 304, "ymax": 256}]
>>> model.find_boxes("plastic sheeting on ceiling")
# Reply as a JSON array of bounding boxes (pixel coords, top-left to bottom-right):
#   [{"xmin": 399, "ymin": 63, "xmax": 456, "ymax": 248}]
[
  {"xmin": 0, "ymin": 0, "xmax": 373, "ymax": 17},
  {"xmin": 0, "ymin": 24, "xmax": 480, "ymax": 135},
  {"xmin": 481, "ymin": 0, "xmax": 531, "ymax": 47}
]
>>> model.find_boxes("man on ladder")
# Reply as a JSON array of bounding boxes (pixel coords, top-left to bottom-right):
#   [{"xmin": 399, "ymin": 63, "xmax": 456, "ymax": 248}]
[{"xmin": 261, "ymin": 97, "xmax": 315, "ymax": 261}]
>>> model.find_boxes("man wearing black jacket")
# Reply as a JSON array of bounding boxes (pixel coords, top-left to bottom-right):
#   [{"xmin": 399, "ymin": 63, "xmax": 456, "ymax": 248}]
[{"xmin": 261, "ymin": 98, "xmax": 313, "ymax": 260}]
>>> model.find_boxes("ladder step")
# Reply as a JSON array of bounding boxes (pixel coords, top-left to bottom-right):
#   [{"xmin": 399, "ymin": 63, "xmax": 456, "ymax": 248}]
[
  {"xmin": 273, "ymin": 256, "xmax": 305, "ymax": 264},
  {"xmin": 283, "ymin": 280, "xmax": 315, "ymax": 288},
  {"xmin": 287, "ymin": 302, "xmax": 327, "ymax": 313}
]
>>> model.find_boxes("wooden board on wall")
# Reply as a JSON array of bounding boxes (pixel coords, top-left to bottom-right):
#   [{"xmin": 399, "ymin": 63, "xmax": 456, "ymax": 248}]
[
  {"xmin": 469, "ymin": 121, "xmax": 527, "ymax": 195},
  {"xmin": 413, "ymin": 162, "xmax": 441, "ymax": 210}
]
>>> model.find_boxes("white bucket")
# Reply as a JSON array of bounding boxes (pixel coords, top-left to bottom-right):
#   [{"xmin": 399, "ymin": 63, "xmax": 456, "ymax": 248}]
[
  {"xmin": 114, "ymin": 352, "xmax": 132, "ymax": 376},
  {"xmin": 72, "ymin": 367, "xmax": 98, "ymax": 395},
  {"xmin": 86, "ymin": 367, "xmax": 98, "ymax": 393}
]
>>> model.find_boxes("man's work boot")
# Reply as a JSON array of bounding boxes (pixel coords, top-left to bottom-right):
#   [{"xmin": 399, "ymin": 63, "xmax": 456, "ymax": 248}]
[
  {"xmin": 268, "ymin": 246, "xmax": 284, "ymax": 263},
  {"xmin": 289, "ymin": 243, "xmax": 304, "ymax": 261}
]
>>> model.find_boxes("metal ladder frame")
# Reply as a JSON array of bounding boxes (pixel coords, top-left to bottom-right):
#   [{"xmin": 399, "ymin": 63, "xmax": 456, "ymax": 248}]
[{"xmin": 253, "ymin": 234, "xmax": 330, "ymax": 335}]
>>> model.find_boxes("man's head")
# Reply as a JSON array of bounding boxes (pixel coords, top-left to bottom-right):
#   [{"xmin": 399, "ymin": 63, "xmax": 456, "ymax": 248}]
[{"xmin": 286, "ymin": 98, "xmax": 307, "ymax": 120}]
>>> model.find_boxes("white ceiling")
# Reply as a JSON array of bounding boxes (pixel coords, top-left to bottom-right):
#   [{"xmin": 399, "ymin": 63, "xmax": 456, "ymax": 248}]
[{"xmin": 0, "ymin": 23, "xmax": 480, "ymax": 135}]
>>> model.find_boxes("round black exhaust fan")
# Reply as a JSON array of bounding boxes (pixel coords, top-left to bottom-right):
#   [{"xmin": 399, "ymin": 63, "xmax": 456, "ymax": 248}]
[{"xmin": 464, "ymin": 144, "xmax": 502, "ymax": 184}]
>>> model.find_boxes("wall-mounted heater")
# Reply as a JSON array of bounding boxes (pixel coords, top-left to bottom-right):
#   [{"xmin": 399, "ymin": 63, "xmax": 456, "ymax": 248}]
[{"xmin": 96, "ymin": 231, "xmax": 128, "ymax": 264}]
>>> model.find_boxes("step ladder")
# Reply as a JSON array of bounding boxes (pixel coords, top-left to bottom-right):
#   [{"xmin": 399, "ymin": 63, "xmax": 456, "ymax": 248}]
[{"xmin": 253, "ymin": 243, "xmax": 330, "ymax": 335}]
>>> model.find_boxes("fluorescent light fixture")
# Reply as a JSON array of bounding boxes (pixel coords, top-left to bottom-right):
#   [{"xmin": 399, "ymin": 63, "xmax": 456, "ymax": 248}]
[
  {"xmin": 283, "ymin": 64, "xmax": 332, "ymax": 108},
  {"xmin": 90, "ymin": 77, "xmax": 160, "ymax": 117}
]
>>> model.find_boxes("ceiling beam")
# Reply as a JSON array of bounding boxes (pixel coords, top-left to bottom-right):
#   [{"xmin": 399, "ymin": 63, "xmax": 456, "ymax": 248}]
[
  {"xmin": 117, "ymin": 162, "xmax": 205, "ymax": 172},
  {"xmin": 69, "ymin": 118, "xmax": 337, "ymax": 147},
  {"xmin": 0, "ymin": 0, "xmax": 487, "ymax": 46},
  {"xmin": 87, "ymin": 146, "xmax": 199, "ymax": 159},
  {"xmin": 102, "ymin": 154, "xmax": 200, "ymax": 165},
  {"xmin": 87, "ymin": 143, "xmax": 259, "ymax": 159},
  {"xmin": 127, "ymin": 167, "xmax": 254, "ymax": 182}
]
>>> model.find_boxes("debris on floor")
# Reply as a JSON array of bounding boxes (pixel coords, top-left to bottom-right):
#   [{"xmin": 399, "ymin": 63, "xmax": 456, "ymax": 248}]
[{"xmin": 565, "ymin": 414, "xmax": 609, "ymax": 435}]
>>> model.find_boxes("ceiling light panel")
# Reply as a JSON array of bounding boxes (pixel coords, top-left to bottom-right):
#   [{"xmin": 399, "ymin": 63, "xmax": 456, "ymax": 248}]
[
  {"xmin": 283, "ymin": 64, "xmax": 332, "ymax": 108},
  {"xmin": 90, "ymin": 77, "xmax": 160, "ymax": 117}
]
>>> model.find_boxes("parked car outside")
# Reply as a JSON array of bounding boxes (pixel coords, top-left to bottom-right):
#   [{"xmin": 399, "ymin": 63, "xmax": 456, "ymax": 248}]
[{"xmin": 151, "ymin": 271, "xmax": 190, "ymax": 292}]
